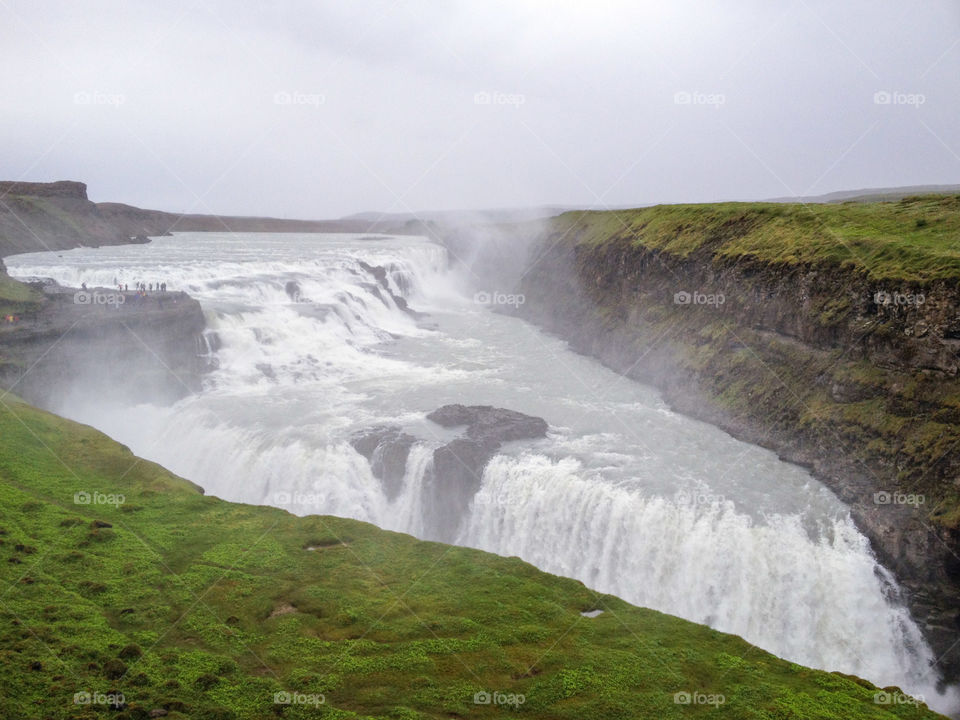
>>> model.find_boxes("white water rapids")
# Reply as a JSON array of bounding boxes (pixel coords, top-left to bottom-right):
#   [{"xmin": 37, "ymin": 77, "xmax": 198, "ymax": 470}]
[{"xmin": 6, "ymin": 232, "xmax": 956, "ymax": 714}]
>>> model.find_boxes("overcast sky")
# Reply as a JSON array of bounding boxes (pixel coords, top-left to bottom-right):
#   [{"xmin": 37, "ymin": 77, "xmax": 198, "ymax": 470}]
[{"xmin": 1, "ymin": 1, "xmax": 958, "ymax": 218}]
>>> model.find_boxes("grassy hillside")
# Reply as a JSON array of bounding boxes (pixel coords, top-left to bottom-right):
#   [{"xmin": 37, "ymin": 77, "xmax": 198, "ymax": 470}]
[
  {"xmin": 564, "ymin": 194, "xmax": 960, "ymax": 281},
  {"xmin": 0, "ymin": 263, "xmax": 42, "ymax": 315},
  {"xmin": 0, "ymin": 396, "xmax": 944, "ymax": 719}
]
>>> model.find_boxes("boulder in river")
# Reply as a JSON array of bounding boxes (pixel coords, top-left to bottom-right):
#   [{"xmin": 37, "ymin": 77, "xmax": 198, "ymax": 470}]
[
  {"xmin": 425, "ymin": 405, "xmax": 548, "ymax": 541},
  {"xmin": 284, "ymin": 280, "xmax": 301, "ymax": 302},
  {"xmin": 350, "ymin": 406, "xmax": 548, "ymax": 541},
  {"xmin": 426, "ymin": 404, "xmax": 549, "ymax": 444},
  {"xmin": 350, "ymin": 426, "xmax": 417, "ymax": 500}
]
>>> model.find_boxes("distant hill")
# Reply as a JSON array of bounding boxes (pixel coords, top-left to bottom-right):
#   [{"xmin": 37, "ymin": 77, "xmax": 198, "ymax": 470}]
[
  {"xmin": 341, "ymin": 206, "xmax": 576, "ymax": 225},
  {"xmin": 766, "ymin": 184, "xmax": 960, "ymax": 204},
  {"xmin": 0, "ymin": 181, "xmax": 425, "ymax": 258},
  {"xmin": 5, "ymin": 179, "xmax": 960, "ymax": 260},
  {"xmin": 345, "ymin": 186, "xmax": 960, "ymax": 222}
]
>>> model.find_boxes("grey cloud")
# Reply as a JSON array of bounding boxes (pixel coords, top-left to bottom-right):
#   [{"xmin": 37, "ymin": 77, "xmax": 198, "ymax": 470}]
[{"xmin": 0, "ymin": 0, "xmax": 957, "ymax": 217}]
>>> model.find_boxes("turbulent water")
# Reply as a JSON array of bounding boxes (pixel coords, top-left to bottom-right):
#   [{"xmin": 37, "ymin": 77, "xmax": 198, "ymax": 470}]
[{"xmin": 7, "ymin": 232, "xmax": 956, "ymax": 712}]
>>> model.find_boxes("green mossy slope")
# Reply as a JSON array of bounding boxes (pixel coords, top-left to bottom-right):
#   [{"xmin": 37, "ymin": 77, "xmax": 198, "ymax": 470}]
[
  {"xmin": 0, "ymin": 397, "xmax": 945, "ymax": 719},
  {"xmin": 0, "ymin": 262, "xmax": 42, "ymax": 315},
  {"xmin": 565, "ymin": 195, "xmax": 960, "ymax": 281}
]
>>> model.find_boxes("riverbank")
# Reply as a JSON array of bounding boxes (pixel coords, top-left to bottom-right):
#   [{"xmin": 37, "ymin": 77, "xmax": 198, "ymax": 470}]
[{"xmin": 465, "ymin": 195, "xmax": 960, "ymax": 684}]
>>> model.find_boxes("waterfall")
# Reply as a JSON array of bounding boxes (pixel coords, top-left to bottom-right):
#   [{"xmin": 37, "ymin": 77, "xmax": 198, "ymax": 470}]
[{"xmin": 459, "ymin": 454, "xmax": 935, "ymax": 693}]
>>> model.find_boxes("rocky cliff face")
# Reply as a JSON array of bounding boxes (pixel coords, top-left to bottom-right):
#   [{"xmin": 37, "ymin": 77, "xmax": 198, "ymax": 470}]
[
  {"xmin": 0, "ymin": 283, "xmax": 207, "ymax": 409},
  {"xmin": 0, "ymin": 182, "xmax": 142, "ymax": 256},
  {"xmin": 0, "ymin": 180, "xmax": 89, "ymax": 200},
  {"xmin": 449, "ymin": 204, "xmax": 960, "ymax": 683}
]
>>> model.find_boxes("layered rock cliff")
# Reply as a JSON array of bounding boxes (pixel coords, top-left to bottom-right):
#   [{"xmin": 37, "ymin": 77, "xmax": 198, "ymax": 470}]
[{"xmin": 0, "ymin": 278, "xmax": 207, "ymax": 408}]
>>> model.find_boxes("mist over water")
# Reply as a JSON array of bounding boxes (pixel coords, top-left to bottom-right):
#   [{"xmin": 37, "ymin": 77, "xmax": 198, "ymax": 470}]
[{"xmin": 7, "ymin": 232, "xmax": 956, "ymax": 713}]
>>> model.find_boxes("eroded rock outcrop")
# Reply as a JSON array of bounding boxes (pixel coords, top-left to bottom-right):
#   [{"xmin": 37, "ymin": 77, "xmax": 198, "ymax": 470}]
[
  {"xmin": 350, "ymin": 426, "xmax": 417, "ymax": 500},
  {"xmin": 424, "ymin": 405, "xmax": 548, "ymax": 541},
  {"xmin": 0, "ymin": 282, "xmax": 207, "ymax": 407},
  {"xmin": 356, "ymin": 260, "xmax": 425, "ymax": 319},
  {"xmin": 351, "ymin": 405, "xmax": 548, "ymax": 541},
  {"xmin": 427, "ymin": 404, "xmax": 550, "ymax": 444}
]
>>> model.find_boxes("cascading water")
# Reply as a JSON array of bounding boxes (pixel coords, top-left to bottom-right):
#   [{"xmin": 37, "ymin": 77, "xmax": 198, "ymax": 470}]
[{"xmin": 6, "ymin": 232, "xmax": 956, "ymax": 714}]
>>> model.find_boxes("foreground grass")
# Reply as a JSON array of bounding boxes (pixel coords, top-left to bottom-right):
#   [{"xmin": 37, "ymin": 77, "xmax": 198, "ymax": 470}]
[
  {"xmin": 564, "ymin": 194, "xmax": 960, "ymax": 281},
  {"xmin": 0, "ymin": 396, "xmax": 945, "ymax": 719}
]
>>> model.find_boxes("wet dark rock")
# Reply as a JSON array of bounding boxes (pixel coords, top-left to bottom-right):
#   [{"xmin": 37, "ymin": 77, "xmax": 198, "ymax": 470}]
[
  {"xmin": 427, "ymin": 404, "xmax": 549, "ymax": 445},
  {"xmin": 358, "ymin": 260, "xmax": 389, "ymax": 290},
  {"xmin": 351, "ymin": 406, "xmax": 548, "ymax": 542},
  {"xmin": 350, "ymin": 426, "xmax": 417, "ymax": 500},
  {"xmin": 357, "ymin": 260, "xmax": 426, "ymax": 319},
  {"xmin": 351, "ymin": 425, "xmax": 407, "ymax": 459},
  {"xmin": 427, "ymin": 438, "xmax": 500, "ymax": 541},
  {"xmin": 284, "ymin": 280, "xmax": 301, "ymax": 301},
  {"xmin": 424, "ymin": 405, "xmax": 548, "ymax": 541}
]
